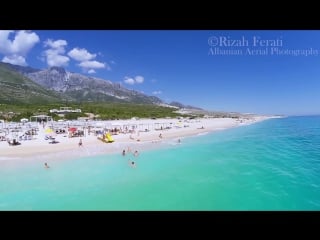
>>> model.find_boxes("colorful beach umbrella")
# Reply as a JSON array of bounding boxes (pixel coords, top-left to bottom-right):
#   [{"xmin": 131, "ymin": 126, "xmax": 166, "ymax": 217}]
[{"xmin": 68, "ymin": 127, "xmax": 77, "ymax": 132}]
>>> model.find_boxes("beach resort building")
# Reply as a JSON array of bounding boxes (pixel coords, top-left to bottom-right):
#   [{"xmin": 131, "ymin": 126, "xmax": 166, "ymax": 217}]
[
  {"xmin": 49, "ymin": 107, "xmax": 81, "ymax": 114},
  {"xmin": 30, "ymin": 115, "xmax": 53, "ymax": 123}
]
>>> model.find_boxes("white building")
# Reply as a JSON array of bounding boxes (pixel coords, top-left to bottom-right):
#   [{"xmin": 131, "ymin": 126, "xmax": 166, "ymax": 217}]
[{"xmin": 50, "ymin": 107, "xmax": 81, "ymax": 114}]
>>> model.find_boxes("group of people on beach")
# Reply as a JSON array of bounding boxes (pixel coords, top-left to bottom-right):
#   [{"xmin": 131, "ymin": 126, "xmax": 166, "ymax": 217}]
[{"xmin": 44, "ymin": 137, "xmax": 182, "ymax": 170}]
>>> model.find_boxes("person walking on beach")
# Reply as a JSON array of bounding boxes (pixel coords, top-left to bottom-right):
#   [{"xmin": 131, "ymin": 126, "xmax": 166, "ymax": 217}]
[{"xmin": 79, "ymin": 138, "xmax": 83, "ymax": 147}]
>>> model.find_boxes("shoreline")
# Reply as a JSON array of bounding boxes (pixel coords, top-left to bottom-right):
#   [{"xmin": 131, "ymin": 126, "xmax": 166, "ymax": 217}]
[{"xmin": 0, "ymin": 116, "xmax": 275, "ymax": 163}]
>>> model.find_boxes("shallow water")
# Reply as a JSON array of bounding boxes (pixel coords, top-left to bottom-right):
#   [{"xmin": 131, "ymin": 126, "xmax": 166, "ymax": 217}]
[{"xmin": 1, "ymin": 116, "xmax": 320, "ymax": 210}]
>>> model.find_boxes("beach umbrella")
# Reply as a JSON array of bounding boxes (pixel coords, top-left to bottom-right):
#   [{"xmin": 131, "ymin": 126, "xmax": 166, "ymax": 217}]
[
  {"xmin": 68, "ymin": 127, "xmax": 77, "ymax": 137},
  {"xmin": 68, "ymin": 127, "xmax": 77, "ymax": 132}
]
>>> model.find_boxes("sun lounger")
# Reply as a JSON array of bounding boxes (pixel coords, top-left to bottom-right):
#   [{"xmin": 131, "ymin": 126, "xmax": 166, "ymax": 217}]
[{"xmin": 7, "ymin": 139, "xmax": 21, "ymax": 146}]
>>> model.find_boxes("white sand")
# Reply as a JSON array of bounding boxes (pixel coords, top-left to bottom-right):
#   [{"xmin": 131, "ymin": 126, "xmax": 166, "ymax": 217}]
[{"xmin": 0, "ymin": 116, "xmax": 272, "ymax": 162}]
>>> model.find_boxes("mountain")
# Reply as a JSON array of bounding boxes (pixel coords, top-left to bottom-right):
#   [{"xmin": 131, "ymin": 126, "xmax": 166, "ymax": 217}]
[
  {"xmin": 1, "ymin": 62, "xmax": 40, "ymax": 74},
  {"xmin": 0, "ymin": 63, "xmax": 69, "ymax": 104},
  {"xmin": 1, "ymin": 62, "xmax": 204, "ymax": 110},
  {"xmin": 9, "ymin": 65, "xmax": 163, "ymax": 105},
  {"xmin": 169, "ymin": 101, "xmax": 203, "ymax": 110}
]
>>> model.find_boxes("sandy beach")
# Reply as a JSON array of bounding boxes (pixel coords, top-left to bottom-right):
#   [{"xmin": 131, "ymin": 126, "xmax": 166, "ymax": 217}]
[{"xmin": 0, "ymin": 116, "xmax": 273, "ymax": 162}]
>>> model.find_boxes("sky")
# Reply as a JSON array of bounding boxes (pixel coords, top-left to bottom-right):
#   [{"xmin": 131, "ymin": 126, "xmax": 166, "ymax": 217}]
[{"xmin": 0, "ymin": 30, "xmax": 320, "ymax": 116}]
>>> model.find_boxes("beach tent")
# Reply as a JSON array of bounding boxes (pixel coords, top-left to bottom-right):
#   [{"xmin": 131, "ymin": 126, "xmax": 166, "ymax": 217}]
[{"xmin": 20, "ymin": 118, "xmax": 28, "ymax": 123}]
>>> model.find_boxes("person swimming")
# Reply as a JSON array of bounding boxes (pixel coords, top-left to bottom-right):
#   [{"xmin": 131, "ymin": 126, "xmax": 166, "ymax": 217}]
[
  {"xmin": 128, "ymin": 160, "xmax": 136, "ymax": 168},
  {"xmin": 134, "ymin": 150, "xmax": 139, "ymax": 157}
]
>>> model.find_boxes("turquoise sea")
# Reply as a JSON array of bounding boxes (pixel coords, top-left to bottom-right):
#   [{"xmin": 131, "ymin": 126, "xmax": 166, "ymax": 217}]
[{"xmin": 1, "ymin": 116, "xmax": 320, "ymax": 210}]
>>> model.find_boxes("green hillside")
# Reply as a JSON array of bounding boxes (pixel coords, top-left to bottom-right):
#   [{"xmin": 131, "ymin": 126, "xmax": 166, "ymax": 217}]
[
  {"xmin": 0, "ymin": 63, "xmax": 186, "ymax": 121},
  {"xmin": 0, "ymin": 63, "xmax": 66, "ymax": 104}
]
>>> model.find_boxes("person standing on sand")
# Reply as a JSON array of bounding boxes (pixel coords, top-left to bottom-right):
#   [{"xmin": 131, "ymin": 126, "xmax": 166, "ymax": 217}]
[{"xmin": 79, "ymin": 138, "xmax": 83, "ymax": 147}]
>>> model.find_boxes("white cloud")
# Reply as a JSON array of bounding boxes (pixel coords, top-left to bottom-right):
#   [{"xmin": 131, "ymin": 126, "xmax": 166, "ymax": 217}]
[
  {"xmin": 0, "ymin": 30, "xmax": 40, "ymax": 66},
  {"xmin": 152, "ymin": 90, "xmax": 162, "ymax": 95},
  {"xmin": 45, "ymin": 48, "xmax": 63, "ymax": 56},
  {"xmin": 13, "ymin": 31, "xmax": 40, "ymax": 55},
  {"xmin": 68, "ymin": 48, "xmax": 96, "ymax": 62},
  {"xmin": 124, "ymin": 77, "xmax": 135, "ymax": 85},
  {"xmin": 43, "ymin": 39, "xmax": 70, "ymax": 67},
  {"xmin": 44, "ymin": 39, "xmax": 67, "ymax": 50},
  {"xmin": 0, "ymin": 31, "xmax": 13, "ymax": 54},
  {"xmin": 68, "ymin": 48, "xmax": 109, "ymax": 72},
  {"xmin": 2, "ymin": 55, "xmax": 27, "ymax": 66},
  {"xmin": 135, "ymin": 75, "xmax": 144, "ymax": 84},
  {"xmin": 46, "ymin": 54, "xmax": 69, "ymax": 67},
  {"xmin": 123, "ymin": 75, "xmax": 145, "ymax": 85},
  {"xmin": 0, "ymin": 30, "xmax": 40, "ymax": 55},
  {"xmin": 79, "ymin": 60, "xmax": 106, "ymax": 69}
]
